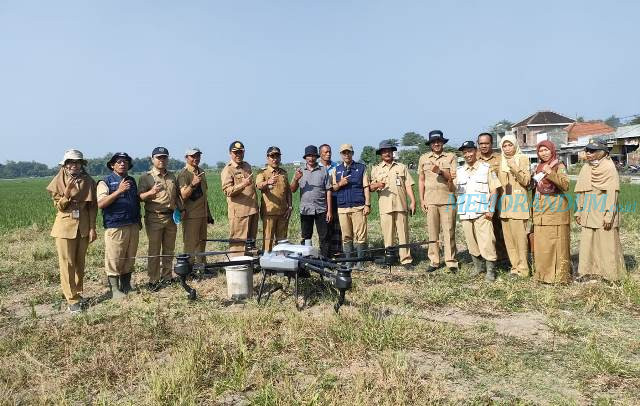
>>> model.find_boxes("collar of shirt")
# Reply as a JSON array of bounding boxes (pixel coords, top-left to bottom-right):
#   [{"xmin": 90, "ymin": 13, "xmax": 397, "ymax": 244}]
[
  {"xmin": 427, "ymin": 151, "xmax": 445, "ymax": 159},
  {"xmin": 228, "ymin": 160, "xmax": 244, "ymax": 169},
  {"xmin": 381, "ymin": 160, "xmax": 396, "ymax": 168},
  {"xmin": 185, "ymin": 164, "xmax": 201, "ymax": 174},
  {"xmin": 150, "ymin": 167, "xmax": 168, "ymax": 177},
  {"xmin": 478, "ymin": 153, "xmax": 498, "ymax": 162},
  {"xmin": 464, "ymin": 161, "xmax": 481, "ymax": 172},
  {"xmin": 304, "ymin": 164, "xmax": 321, "ymax": 172}
]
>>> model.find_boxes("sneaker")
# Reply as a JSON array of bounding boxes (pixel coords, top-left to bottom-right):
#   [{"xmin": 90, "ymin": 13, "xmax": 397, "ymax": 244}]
[{"xmin": 67, "ymin": 303, "xmax": 83, "ymax": 314}]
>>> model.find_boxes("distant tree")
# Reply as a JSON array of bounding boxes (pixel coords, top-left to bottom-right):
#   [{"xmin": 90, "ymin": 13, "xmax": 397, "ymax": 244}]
[
  {"xmin": 216, "ymin": 161, "xmax": 226, "ymax": 169},
  {"xmin": 490, "ymin": 120, "xmax": 513, "ymax": 134},
  {"xmin": 576, "ymin": 116, "xmax": 585, "ymax": 122},
  {"xmin": 0, "ymin": 161, "xmax": 56, "ymax": 178},
  {"xmin": 359, "ymin": 146, "xmax": 378, "ymax": 165},
  {"xmin": 629, "ymin": 115, "xmax": 640, "ymax": 126},
  {"xmin": 604, "ymin": 115, "xmax": 621, "ymax": 128},
  {"xmin": 401, "ymin": 132, "xmax": 424, "ymax": 146}
]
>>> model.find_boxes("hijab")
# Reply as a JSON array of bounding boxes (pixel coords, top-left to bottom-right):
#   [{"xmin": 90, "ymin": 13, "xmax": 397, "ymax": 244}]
[
  {"xmin": 535, "ymin": 140, "xmax": 561, "ymax": 195},
  {"xmin": 499, "ymin": 134, "xmax": 527, "ymax": 173},
  {"xmin": 46, "ymin": 166, "xmax": 96, "ymax": 202}
]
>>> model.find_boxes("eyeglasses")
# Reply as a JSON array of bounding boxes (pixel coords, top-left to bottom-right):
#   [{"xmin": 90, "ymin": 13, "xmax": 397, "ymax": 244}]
[
  {"xmin": 66, "ymin": 160, "xmax": 82, "ymax": 165},
  {"xmin": 115, "ymin": 159, "xmax": 128, "ymax": 165},
  {"xmin": 268, "ymin": 154, "xmax": 281, "ymax": 158}
]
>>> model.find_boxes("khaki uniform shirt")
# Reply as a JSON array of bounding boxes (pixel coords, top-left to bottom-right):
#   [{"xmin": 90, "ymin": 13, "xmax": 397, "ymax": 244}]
[
  {"xmin": 221, "ymin": 160, "xmax": 259, "ymax": 218},
  {"xmin": 50, "ymin": 181, "xmax": 98, "ymax": 239},
  {"xmin": 177, "ymin": 165, "xmax": 209, "ymax": 219},
  {"xmin": 532, "ymin": 164, "xmax": 571, "ymax": 226},
  {"xmin": 370, "ymin": 160, "xmax": 414, "ymax": 214},
  {"xmin": 497, "ymin": 155, "xmax": 531, "ymax": 220},
  {"xmin": 477, "ymin": 152, "xmax": 501, "ymax": 176},
  {"xmin": 331, "ymin": 165, "xmax": 370, "ymax": 214},
  {"xmin": 138, "ymin": 168, "xmax": 181, "ymax": 215},
  {"xmin": 255, "ymin": 166, "xmax": 290, "ymax": 216},
  {"xmin": 418, "ymin": 151, "xmax": 456, "ymax": 205},
  {"xmin": 576, "ymin": 189, "xmax": 620, "ymax": 229}
]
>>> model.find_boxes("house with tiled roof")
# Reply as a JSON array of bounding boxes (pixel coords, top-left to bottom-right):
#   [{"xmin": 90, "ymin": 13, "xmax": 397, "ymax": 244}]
[
  {"xmin": 565, "ymin": 121, "xmax": 614, "ymax": 142},
  {"xmin": 511, "ymin": 111, "xmax": 575, "ymax": 147}
]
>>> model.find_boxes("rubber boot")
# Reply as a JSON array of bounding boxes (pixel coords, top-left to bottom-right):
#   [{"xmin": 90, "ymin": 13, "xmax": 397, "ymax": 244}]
[
  {"xmin": 485, "ymin": 261, "xmax": 497, "ymax": 282},
  {"xmin": 343, "ymin": 241, "xmax": 354, "ymax": 269},
  {"xmin": 354, "ymin": 242, "xmax": 367, "ymax": 270},
  {"xmin": 120, "ymin": 273, "xmax": 133, "ymax": 294},
  {"xmin": 470, "ymin": 255, "xmax": 485, "ymax": 277},
  {"xmin": 109, "ymin": 275, "xmax": 126, "ymax": 299}
]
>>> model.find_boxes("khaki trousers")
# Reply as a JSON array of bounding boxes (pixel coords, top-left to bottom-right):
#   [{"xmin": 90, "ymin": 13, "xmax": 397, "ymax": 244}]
[
  {"xmin": 145, "ymin": 214, "xmax": 177, "ymax": 283},
  {"xmin": 427, "ymin": 204, "xmax": 457, "ymax": 267},
  {"xmin": 338, "ymin": 209, "xmax": 368, "ymax": 244},
  {"xmin": 262, "ymin": 214, "xmax": 289, "ymax": 252},
  {"xmin": 380, "ymin": 211, "xmax": 412, "ymax": 264},
  {"xmin": 501, "ymin": 218, "xmax": 529, "ymax": 276},
  {"xmin": 461, "ymin": 216, "xmax": 497, "ymax": 262},
  {"xmin": 229, "ymin": 213, "xmax": 259, "ymax": 257},
  {"xmin": 578, "ymin": 227, "xmax": 626, "ymax": 282},
  {"xmin": 55, "ymin": 234, "xmax": 89, "ymax": 304},
  {"xmin": 182, "ymin": 217, "xmax": 207, "ymax": 264},
  {"xmin": 104, "ymin": 224, "xmax": 139, "ymax": 276}
]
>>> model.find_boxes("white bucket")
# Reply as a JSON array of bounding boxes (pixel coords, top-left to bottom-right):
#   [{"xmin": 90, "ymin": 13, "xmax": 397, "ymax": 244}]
[{"xmin": 224, "ymin": 256, "xmax": 254, "ymax": 300}]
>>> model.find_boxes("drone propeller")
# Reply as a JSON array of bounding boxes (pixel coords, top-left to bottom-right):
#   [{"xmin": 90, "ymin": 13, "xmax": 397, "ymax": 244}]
[
  {"xmin": 335, "ymin": 241, "xmax": 436, "ymax": 257},
  {"xmin": 202, "ymin": 238, "xmax": 264, "ymax": 243},
  {"xmin": 118, "ymin": 249, "xmax": 248, "ymax": 261}
]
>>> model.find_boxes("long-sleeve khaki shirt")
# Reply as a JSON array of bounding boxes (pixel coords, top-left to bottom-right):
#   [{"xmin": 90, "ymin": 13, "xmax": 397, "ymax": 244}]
[{"xmin": 221, "ymin": 160, "xmax": 258, "ymax": 218}]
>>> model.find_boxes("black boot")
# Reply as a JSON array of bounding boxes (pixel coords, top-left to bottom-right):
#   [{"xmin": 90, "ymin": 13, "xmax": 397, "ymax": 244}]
[
  {"xmin": 108, "ymin": 275, "xmax": 126, "ymax": 299},
  {"xmin": 354, "ymin": 242, "xmax": 367, "ymax": 270},
  {"xmin": 120, "ymin": 273, "xmax": 133, "ymax": 294},
  {"xmin": 470, "ymin": 255, "xmax": 485, "ymax": 277},
  {"xmin": 485, "ymin": 261, "xmax": 497, "ymax": 282},
  {"xmin": 343, "ymin": 241, "xmax": 354, "ymax": 269}
]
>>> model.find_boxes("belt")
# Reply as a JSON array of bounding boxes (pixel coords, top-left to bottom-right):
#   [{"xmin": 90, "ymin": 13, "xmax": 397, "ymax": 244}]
[{"xmin": 147, "ymin": 210, "xmax": 172, "ymax": 215}]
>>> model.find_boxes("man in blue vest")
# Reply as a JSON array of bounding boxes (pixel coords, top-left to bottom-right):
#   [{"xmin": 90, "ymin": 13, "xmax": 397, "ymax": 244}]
[
  {"xmin": 331, "ymin": 144, "xmax": 371, "ymax": 268},
  {"xmin": 97, "ymin": 152, "xmax": 141, "ymax": 299},
  {"xmin": 319, "ymin": 144, "xmax": 342, "ymax": 257}
]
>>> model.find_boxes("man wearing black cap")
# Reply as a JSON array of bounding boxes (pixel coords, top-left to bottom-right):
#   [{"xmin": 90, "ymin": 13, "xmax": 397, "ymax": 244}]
[
  {"xmin": 370, "ymin": 140, "xmax": 416, "ymax": 267},
  {"xmin": 178, "ymin": 147, "xmax": 212, "ymax": 264},
  {"xmin": 139, "ymin": 147, "xmax": 182, "ymax": 290},
  {"xmin": 221, "ymin": 141, "xmax": 259, "ymax": 256},
  {"xmin": 290, "ymin": 145, "xmax": 333, "ymax": 257},
  {"xmin": 97, "ymin": 152, "xmax": 141, "ymax": 299},
  {"xmin": 255, "ymin": 146, "xmax": 292, "ymax": 252},
  {"xmin": 418, "ymin": 130, "xmax": 458, "ymax": 272},
  {"xmin": 455, "ymin": 141, "xmax": 501, "ymax": 281}
]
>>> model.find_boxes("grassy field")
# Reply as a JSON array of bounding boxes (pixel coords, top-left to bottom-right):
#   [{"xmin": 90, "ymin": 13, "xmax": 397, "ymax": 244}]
[{"xmin": 1, "ymin": 173, "xmax": 639, "ymax": 404}]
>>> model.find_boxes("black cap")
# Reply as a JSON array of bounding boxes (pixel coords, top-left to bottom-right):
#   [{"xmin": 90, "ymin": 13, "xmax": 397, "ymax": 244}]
[
  {"xmin": 266, "ymin": 146, "xmax": 281, "ymax": 155},
  {"xmin": 426, "ymin": 130, "xmax": 449, "ymax": 145},
  {"xmin": 107, "ymin": 152, "xmax": 133, "ymax": 170},
  {"xmin": 303, "ymin": 145, "xmax": 319, "ymax": 159},
  {"xmin": 585, "ymin": 137, "xmax": 609, "ymax": 152},
  {"xmin": 458, "ymin": 140, "xmax": 477, "ymax": 151},
  {"xmin": 229, "ymin": 141, "xmax": 245, "ymax": 152},
  {"xmin": 152, "ymin": 146, "xmax": 169, "ymax": 157},
  {"xmin": 376, "ymin": 140, "xmax": 398, "ymax": 155}
]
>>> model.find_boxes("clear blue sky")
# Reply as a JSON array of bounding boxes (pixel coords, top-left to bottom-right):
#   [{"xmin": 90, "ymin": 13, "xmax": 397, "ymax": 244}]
[{"xmin": 1, "ymin": 0, "xmax": 638, "ymax": 167}]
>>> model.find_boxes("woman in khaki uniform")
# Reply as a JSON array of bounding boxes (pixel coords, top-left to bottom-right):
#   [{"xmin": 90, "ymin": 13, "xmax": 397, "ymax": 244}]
[
  {"xmin": 575, "ymin": 138, "xmax": 626, "ymax": 281},
  {"xmin": 497, "ymin": 134, "xmax": 531, "ymax": 277},
  {"xmin": 47, "ymin": 149, "xmax": 98, "ymax": 314},
  {"xmin": 532, "ymin": 141, "xmax": 571, "ymax": 283}
]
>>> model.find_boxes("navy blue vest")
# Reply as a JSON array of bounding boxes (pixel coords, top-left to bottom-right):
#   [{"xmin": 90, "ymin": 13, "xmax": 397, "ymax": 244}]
[
  {"xmin": 335, "ymin": 162, "xmax": 366, "ymax": 208},
  {"xmin": 102, "ymin": 172, "xmax": 141, "ymax": 229}
]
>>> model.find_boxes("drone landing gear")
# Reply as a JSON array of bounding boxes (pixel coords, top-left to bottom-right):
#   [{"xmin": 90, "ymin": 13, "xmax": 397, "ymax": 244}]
[{"xmin": 257, "ymin": 268, "xmax": 302, "ymax": 310}]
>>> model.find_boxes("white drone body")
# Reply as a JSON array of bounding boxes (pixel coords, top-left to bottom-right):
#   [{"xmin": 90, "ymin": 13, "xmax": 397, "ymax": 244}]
[{"xmin": 259, "ymin": 241, "xmax": 320, "ymax": 272}]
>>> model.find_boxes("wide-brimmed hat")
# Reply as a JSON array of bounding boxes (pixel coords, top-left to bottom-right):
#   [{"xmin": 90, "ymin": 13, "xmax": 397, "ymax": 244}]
[
  {"xmin": 303, "ymin": 145, "xmax": 319, "ymax": 159},
  {"xmin": 59, "ymin": 149, "xmax": 87, "ymax": 166},
  {"xmin": 376, "ymin": 141, "xmax": 398, "ymax": 155},
  {"xmin": 426, "ymin": 130, "xmax": 449, "ymax": 145},
  {"xmin": 458, "ymin": 140, "xmax": 477, "ymax": 151},
  {"xmin": 107, "ymin": 152, "xmax": 133, "ymax": 170},
  {"xmin": 585, "ymin": 137, "xmax": 609, "ymax": 152}
]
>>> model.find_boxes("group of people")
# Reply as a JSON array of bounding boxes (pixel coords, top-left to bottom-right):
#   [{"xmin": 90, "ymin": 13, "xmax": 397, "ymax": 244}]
[{"xmin": 48, "ymin": 132, "xmax": 627, "ymax": 314}]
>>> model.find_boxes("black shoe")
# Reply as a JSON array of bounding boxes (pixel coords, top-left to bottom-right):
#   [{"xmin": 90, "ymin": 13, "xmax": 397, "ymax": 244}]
[
  {"xmin": 447, "ymin": 266, "xmax": 458, "ymax": 274},
  {"xmin": 148, "ymin": 281, "xmax": 162, "ymax": 292},
  {"xmin": 402, "ymin": 264, "xmax": 415, "ymax": 270},
  {"xmin": 426, "ymin": 265, "xmax": 440, "ymax": 273}
]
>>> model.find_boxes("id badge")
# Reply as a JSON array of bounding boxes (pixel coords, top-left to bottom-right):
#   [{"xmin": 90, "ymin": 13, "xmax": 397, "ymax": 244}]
[
  {"xmin": 395, "ymin": 177, "xmax": 402, "ymax": 186},
  {"xmin": 72, "ymin": 209, "xmax": 80, "ymax": 219}
]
